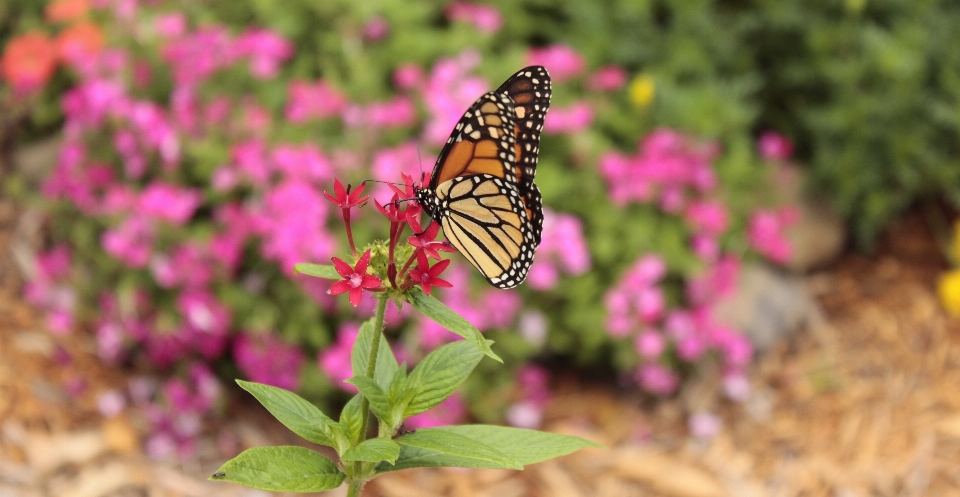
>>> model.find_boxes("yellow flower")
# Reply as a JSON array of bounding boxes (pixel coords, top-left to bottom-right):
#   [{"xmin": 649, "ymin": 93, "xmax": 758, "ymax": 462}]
[
  {"xmin": 628, "ymin": 75, "xmax": 655, "ymax": 108},
  {"xmin": 938, "ymin": 269, "xmax": 960, "ymax": 316}
]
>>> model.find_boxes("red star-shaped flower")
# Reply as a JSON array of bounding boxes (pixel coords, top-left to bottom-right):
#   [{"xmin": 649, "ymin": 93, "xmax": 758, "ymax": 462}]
[
  {"xmin": 323, "ymin": 178, "xmax": 369, "ymax": 209},
  {"xmin": 408, "ymin": 217, "xmax": 456, "ymax": 260},
  {"xmin": 328, "ymin": 249, "xmax": 381, "ymax": 306},
  {"xmin": 407, "ymin": 251, "xmax": 453, "ymax": 295}
]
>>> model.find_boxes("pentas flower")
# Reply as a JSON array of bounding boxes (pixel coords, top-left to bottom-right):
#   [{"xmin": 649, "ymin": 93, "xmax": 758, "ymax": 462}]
[
  {"xmin": 317, "ymin": 323, "xmax": 361, "ymax": 393},
  {"xmin": 233, "ymin": 333, "xmax": 305, "ymax": 391},
  {"xmin": 154, "ymin": 12, "xmax": 187, "ymax": 39},
  {"xmin": 325, "ymin": 178, "xmax": 369, "ymax": 255},
  {"xmin": 747, "ymin": 207, "xmax": 798, "ymax": 265},
  {"xmin": 757, "ymin": 130, "xmax": 795, "ymax": 161},
  {"xmin": 407, "ymin": 251, "xmax": 453, "ymax": 295},
  {"xmin": 232, "ymin": 28, "xmax": 293, "ymax": 79},
  {"xmin": 329, "ymin": 250, "xmax": 382, "ymax": 306},
  {"xmin": 587, "ymin": 65, "xmax": 628, "ymax": 91},
  {"xmin": 161, "ymin": 27, "xmax": 235, "ymax": 86},
  {"xmin": 1, "ymin": 32, "xmax": 58, "ymax": 94},
  {"xmin": 272, "ymin": 143, "xmax": 333, "ymax": 182},
  {"xmin": 526, "ymin": 44, "xmax": 585, "ymax": 82},
  {"xmin": 446, "ymin": 2, "xmax": 504, "ymax": 34},
  {"xmin": 284, "ymin": 79, "xmax": 348, "ymax": 123},
  {"xmin": 138, "ymin": 182, "xmax": 201, "ymax": 225},
  {"xmin": 528, "ymin": 209, "xmax": 591, "ymax": 290},
  {"xmin": 407, "ymin": 217, "xmax": 456, "ymax": 260},
  {"xmin": 543, "ymin": 101, "xmax": 593, "ymax": 135},
  {"xmin": 393, "ymin": 63, "xmax": 424, "ymax": 90},
  {"xmin": 421, "ymin": 51, "xmax": 488, "ymax": 144},
  {"xmin": 344, "ymin": 96, "xmax": 417, "ymax": 129},
  {"xmin": 255, "ymin": 180, "xmax": 336, "ymax": 274}
]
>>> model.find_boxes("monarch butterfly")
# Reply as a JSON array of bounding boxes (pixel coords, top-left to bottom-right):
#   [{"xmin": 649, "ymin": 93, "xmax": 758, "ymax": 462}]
[{"xmin": 415, "ymin": 66, "xmax": 551, "ymax": 289}]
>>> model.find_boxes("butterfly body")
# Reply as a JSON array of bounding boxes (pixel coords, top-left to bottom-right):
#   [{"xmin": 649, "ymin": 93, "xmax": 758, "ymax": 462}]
[{"xmin": 416, "ymin": 66, "xmax": 552, "ymax": 289}]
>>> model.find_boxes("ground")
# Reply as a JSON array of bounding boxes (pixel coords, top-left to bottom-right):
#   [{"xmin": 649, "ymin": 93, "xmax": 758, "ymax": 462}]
[{"xmin": 1, "ymin": 194, "xmax": 958, "ymax": 496}]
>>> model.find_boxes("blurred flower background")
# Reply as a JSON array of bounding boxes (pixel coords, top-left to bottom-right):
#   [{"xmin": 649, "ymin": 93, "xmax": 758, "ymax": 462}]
[{"xmin": 2, "ymin": 0, "xmax": 960, "ymax": 494}]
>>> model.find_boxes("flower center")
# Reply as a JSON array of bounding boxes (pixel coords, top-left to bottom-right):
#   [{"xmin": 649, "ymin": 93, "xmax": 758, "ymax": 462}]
[{"xmin": 349, "ymin": 274, "xmax": 363, "ymax": 288}]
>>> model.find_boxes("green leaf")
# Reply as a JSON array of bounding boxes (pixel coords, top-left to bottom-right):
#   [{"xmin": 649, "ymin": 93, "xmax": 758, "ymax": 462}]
[
  {"xmin": 407, "ymin": 291, "xmax": 501, "ymax": 362},
  {"xmin": 404, "ymin": 340, "xmax": 483, "ymax": 418},
  {"xmin": 236, "ymin": 380, "xmax": 341, "ymax": 448},
  {"xmin": 434, "ymin": 425, "xmax": 603, "ymax": 465},
  {"xmin": 377, "ymin": 429, "xmax": 521, "ymax": 472},
  {"xmin": 341, "ymin": 438, "xmax": 401, "ymax": 464},
  {"xmin": 339, "ymin": 394, "xmax": 365, "ymax": 446},
  {"xmin": 345, "ymin": 376, "xmax": 396, "ymax": 427},
  {"xmin": 351, "ymin": 318, "xmax": 399, "ymax": 390},
  {"xmin": 210, "ymin": 446, "xmax": 345, "ymax": 492},
  {"xmin": 293, "ymin": 263, "xmax": 340, "ymax": 280}
]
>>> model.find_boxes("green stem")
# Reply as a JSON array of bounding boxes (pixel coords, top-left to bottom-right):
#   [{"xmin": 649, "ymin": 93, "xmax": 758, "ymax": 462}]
[
  {"xmin": 346, "ymin": 294, "xmax": 388, "ymax": 496},
  {"xmin": 347, "ymin": 480, "xmax": 365, "ymax": 497}
]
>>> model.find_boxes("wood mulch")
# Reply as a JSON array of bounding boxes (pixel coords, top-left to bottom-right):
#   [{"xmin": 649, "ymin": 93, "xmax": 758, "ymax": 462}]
[{"xmin": 1, "ymin": 193, "xmax": 959, "ymax": 496}]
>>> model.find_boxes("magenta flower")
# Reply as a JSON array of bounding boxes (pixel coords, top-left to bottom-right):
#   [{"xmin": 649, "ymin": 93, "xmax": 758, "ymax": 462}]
[
  {"xmin": 329, "ymin": 250, "xmax": 382, "ymax": 306},
  {"xmin": 637, "ymin": 363, "xmax": 678, "ymax": 396},
  {"xmin": 747, "ymin": 208, "xmax": 796, "ymax": 264},
  {"xmin": 393, "ymin": 63, "xmax": 424, "ymax": 90},
  {"xmin": 233, "ymin": 333, "xmax": 305, "ymax": 391},
  {"xmin": 757, "ymin": 130, "xmax": 794, "ymax": 161},
  {"xmin": 408, "ymin": 251, "xmax": 452, "ymax": 295},
  {"xmin": 543, "ymin": 101, "xmax": 593, "ymax": 135},
  {"xmin": 284, "ymin": 79, "xmax": 348, "ymax": 123},
  {"xmin": 526, "ymin": 44, "xmax": 585, "ymax": 82},
  {"xmin": 317, "ymin": 323, "xmax": 361, "ymax": 392},
  {"xmin": 362, "ymin": 17, "xmax": 390, "ymax": 42},
  {"xmin": 446, "ymin": 2, "xmax": 504, "ymax": 34},
  {"xmin": 587, "ymin": 65, "xmax": 627, "ymax": 91},
  {"xmin": 232, "ymin": 28, "xmax": 293, "ymax": 79}
]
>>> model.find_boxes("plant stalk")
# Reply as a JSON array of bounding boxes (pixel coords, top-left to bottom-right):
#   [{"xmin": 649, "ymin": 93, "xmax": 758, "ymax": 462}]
[{"xmin": 347, "ymin": 294, "xmax": 388, "ymax": 496}]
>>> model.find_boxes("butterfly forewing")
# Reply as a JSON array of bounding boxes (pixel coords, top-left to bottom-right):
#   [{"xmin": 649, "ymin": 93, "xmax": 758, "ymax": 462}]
[{"xmin": 496, "ymin": 66, "xmax": 551, "ymax": 246}]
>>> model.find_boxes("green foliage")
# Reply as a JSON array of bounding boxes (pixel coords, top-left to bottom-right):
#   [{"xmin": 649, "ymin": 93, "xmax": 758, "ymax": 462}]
[
  {"xmin": 210, "ymin": 446, "xmax": 345, "ymax": 492},
  {"xmin": 223, "ymin": 296, "xmax": 598, "ymax": 494}
]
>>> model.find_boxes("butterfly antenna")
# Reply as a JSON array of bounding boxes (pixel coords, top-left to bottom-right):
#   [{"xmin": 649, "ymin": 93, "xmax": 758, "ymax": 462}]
[
  {"xmin": 416, "ymin": 146, "xmax": 424, "ymax": 183},
  {"xmin": 362, "ymin": 179, "xmax": 407, "ymax": 187}
]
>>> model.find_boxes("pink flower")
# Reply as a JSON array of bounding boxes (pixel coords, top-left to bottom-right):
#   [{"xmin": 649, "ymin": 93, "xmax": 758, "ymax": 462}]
[
  {"xmin": 230, "ymin": 138, "xmax": 271, "ymax": 186},
  {"xmin": 635, "ymin": 330, "xmax": 664, "ymax": 359},
  {"xmin": 346, "ymin": 96, "xmax": 417, "ymax": 129},
  {"xmin": 757, "ymin": 130, "xmax": 794, "ymax": 161},
  {"xmin": 421, "ymin": 51, "xmax": 488, "ymax": 144},
  {"xmin": 543, "ymin": 101, "xmax": 593, "ymax": 134},
  {"xmin": 284, "ymin": 79, "xmax": 348, "ymax": 123},
  {"xmin": 232, "ymin": 28, "xmax": 293, "ymax": 79},
  {"xmin": 408, "ymin": 251, "xmax": 453, "ymax": 295},
  {"xmin": 161, "ymin": 27, "xmax": 235, "ymax": 86},
  {"xmin": 684, "ymin": 200, "xmax": 728, "ymax": 236},
  {"xmin": 154, "ymin": 12, "xmax": 186, "ymax": 38},
  {"xmin": 176, "ymin": 290, "xmax": 231, "ymax": 359},
  {"xmin": 747, "ymin": 208, "xmax": 797, "ymax": 264},
  {"xmin": 481, "ymin": 290, "xmax": 521, "ymax": 329},
  {"xmin": 408, "ymin": 217, "xmax": 456, "ymax": 261},
  {"xmin": 587, "ymin": 65, "xmax": 627, "ymax": 91},
  {"xmin": 405, "ymin": 393, "xmax": 466, "ymax": 428},
  {"xmin": 527, "ymin": 209, "xmax": 591, "ymax": 290},
  {"xmin": 362, "ymin": 17, "xmax": 390, "ymax": 41},
  {"xmin": 329, "ymin": 250, "xmax": 382, "ymax": 306},
  {"xmin": 233, "ymin": 333, "xmax": 305, "ymax": 391},
  {"xmin": 317, "ymin": 323, "xmax": 360, "ymax": 392},
  {"xmin": 446, "ymin": 2, "xmax": 503, "ymax": 34},
  {"xmin": 637, "ymin": 363, "xmax": 678, "ymax": 396},
  {"xmin": 138, "ymin": 182, "xmax": 201, "ymax": 224},
  {"xmin": 688, "ymin": 412, "xmax": 721, "ymax": 440},
  {"xmin": 102, "ymin": 215, "xmax": 155, "ymax": 267},
  {"xmin": 272, "ymin": 143, "xmax": 333, "ymax": 182},
  {"xmin": 393, "ymin": 63, "xmax": 424, "ymax": 90},
  {"xmin": 526, "ymin": 44, "xmax": 585, "ymax": 82},
  {"xmin": 254, "ymin": 180, "xmax": 336, "ymax": 273}
]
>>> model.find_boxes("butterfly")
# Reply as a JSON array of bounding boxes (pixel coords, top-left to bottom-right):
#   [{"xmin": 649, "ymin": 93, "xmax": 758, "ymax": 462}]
[{"xmin": 415, "ymin": 66, "xmax": 551, "ymax": 289}]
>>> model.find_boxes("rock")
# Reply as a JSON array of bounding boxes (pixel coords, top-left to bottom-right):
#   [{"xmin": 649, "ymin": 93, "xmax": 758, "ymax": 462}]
[
  {"xmin": 775, "ymin": 165, "xmax": 847, "ymax": 272},
  {"xmin": 712, "ymin": 263, "xmax": 818, "ymax": 351}
]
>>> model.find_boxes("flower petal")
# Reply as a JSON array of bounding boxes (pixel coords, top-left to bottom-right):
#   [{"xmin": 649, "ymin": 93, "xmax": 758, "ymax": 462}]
[
  {"xmin": 360, "ymin": 274, "xmax": 382, "ymax": 289},
  {"xmin": 331, "ymin": 257, "xmax": 354, "ymax": 277},
  {"xmin": 349, "ymin": 287, "xmax": 364, "ymax": 306},
  {"xmin": 355, "ymin": 249, "xmax": 372, "ymax": 275},
  {"xmin": 429, "ymin": 278, "xmax": 453, "ymax": 289},
  {"xmin": 428, "ymin": 258, "xmax": 451, "ymax": 277},
  {"xmin": 329, "ymin": 280, "xmax": 353, "ymax": 296}
]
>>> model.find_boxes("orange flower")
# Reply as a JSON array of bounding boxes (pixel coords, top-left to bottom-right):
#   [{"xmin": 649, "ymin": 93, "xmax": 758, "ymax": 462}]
[
  {"xmin": 56, "ymin": 21, "xmax": 105, "ymax": 62},
  {"xmin": 1, "ymin": 32, "xmax": 58, "ymax": 94},
  {"xmin": 45, "ymin": 0, "xmax": 90, "ymax": 23}
]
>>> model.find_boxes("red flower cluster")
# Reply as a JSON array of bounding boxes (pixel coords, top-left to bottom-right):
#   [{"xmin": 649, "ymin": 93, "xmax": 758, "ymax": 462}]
[{"xmin": 323, "ymin": 174, "xmax": 456, "ymax": 305}]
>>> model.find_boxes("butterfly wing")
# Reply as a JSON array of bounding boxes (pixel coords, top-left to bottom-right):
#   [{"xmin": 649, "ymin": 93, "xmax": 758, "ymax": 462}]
[
  {"xmin": 418, "ymin": 91, "xmax": 536, "ymax": 288},
  {"xmin": 496, "ymin": 66, "xmax": 551, "ymax": 246}
]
